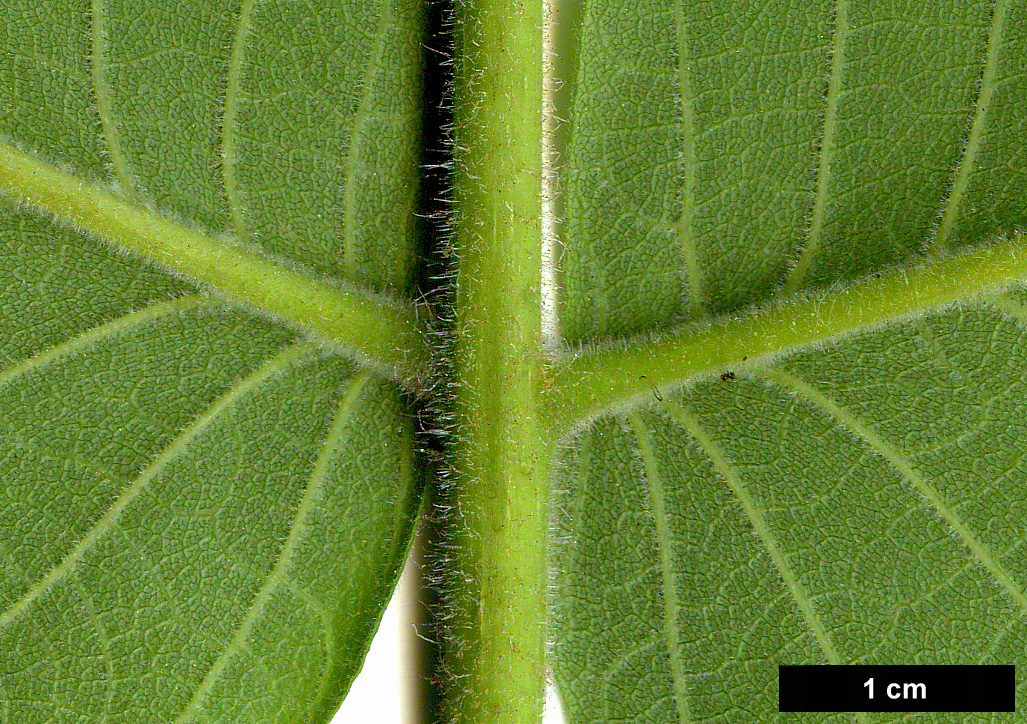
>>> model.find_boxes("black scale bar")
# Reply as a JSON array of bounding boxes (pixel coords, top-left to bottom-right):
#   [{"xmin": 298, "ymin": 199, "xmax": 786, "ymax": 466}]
[{"xmin": 779, "ymin": 665, "xmax": 1015, "ymax": 712}]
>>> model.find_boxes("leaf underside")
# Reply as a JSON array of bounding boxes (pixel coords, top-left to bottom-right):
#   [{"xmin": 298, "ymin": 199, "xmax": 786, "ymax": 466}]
[
  {"xmin": 0, "ymin": 0, "xmax": 423, "ymax": 722},
  {"xmin": 4, "ymin": 0, "xmax": 1027, "ymax": 722},
  {"xmin": 554, "ymin": 0, "xmax": 1027, "ymax": 722}
]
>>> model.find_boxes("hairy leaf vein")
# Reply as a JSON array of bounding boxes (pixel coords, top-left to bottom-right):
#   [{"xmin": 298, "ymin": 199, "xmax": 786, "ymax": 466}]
[
  {"xmin": 673, "ymin": 0, "xmax": 702, "ymax": 315},
  {"xmin": 221, "ymin": 0, "xmax": 256, "ymax": 241},
  {"xmin": 627, "ymin": 411, "xmax": 693, "ymax": 724},
  {"xmin": 784, "ymin": 0, "xmax": 849, "ymax": 295},
  {"xmin": 343, "ymin": 0, "xmax": 390, "ymax": 283},
  {"xmin": 0, "ymin": 296, "xmax": 211, "ymax": 389},
  {"xmin": 173, "ymin": 370, "xmax": 370, "ymax": 723},
  {"xmin": 760, "ymin": 365, "xmax": 1027, "ymax": 613},
  {"xmin": 90, "ymin": 0, "xmax": 134, "ymax": 196},
  {"xmin": 658, "ymin": 401, "xmax": 849, "ymax": 669},
  {"xmin": 0, "ymin": 342, "xmax": 314, "ymax": 631},
  {"xmin": 932, "ymin": 0, "xmax": 1011, "ymax": 252}
]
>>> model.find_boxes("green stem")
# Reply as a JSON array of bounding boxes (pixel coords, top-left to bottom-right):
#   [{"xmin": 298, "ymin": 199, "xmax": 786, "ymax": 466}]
[
  {"xmin": 544, "ymin": 234, "xmax": 1027, "ymax": 433},
  {"xmin": 0, "ymin": 142, "xmax": 428, "ymax": 385},
  {"xmin": 448, "ymin": 0, "xmax": 546, "ymax": 719}
]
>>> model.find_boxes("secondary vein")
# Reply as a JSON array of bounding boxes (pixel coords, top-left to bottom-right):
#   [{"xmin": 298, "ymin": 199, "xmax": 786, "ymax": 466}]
[
  {"xmin": 343, "ymin": 0, "xmax": 390, "ymax": 284},
  {"xmin": 91, "ymin": 0, "xmax": 135, "ymax": 196},
  {"xmin": 628, "ymin": 411, "xmax": 694, "ymax": 724},
  {"xmin": 761, "ymin": 365, "xmax": 1027, "ymax": 614},
  {"xmin": 173, "ymin": 370, "xmax": 370, "ymax": 723},
  {"xmin": 931, "ymin": 0, "xmax": 1011, "ymax": 253},
  {"xmin": 0, "ymin": 296, "xmax": 211, "ymax": 388},
  {"xmin": 784, "ymin": 0, "xmax": 850, "ymax": 295},
  {"xmin": 673, "ymin": 0, "xmax": 703, "ymax": 315},
  {"xmin": 221, "ymin": 0, "xmax": 256, "ymax": 241},
  {"xmin": 0, "ymin": 343, "xmax": 315, "ymax": 632},
  {"xmin": 659, "ymin": 401, "xmax": 848, "ymax": 667}
]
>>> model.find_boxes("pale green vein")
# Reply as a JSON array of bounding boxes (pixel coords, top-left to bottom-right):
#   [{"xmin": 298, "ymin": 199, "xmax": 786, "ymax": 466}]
[
  {"xmin": 343, "ymin": 0, "xmax": 390, "ymax": 284},
  {"xmin": 221, "ymin": 0, "xmax": 255, "ymax": 241},
  {"xmin": 760, "ymin": 365, "xmax": 1027, "ymax": 613},
  {"xmin": 911, "ymin": 318, "xmax": 970, "ymax": 385},
  {"xmin": 0, "ymin": 295, "xmax": 210, "ymax": 389},
  {"xmin": 544, "ymin": 233, "xmax": 1027, "ymax": 434},
  {"xmin": 173, "ymin": 370, "xmax": 371, "ymax": 723},
  {"xmin": 673, "ymin": 0, "xmax": 703, "ymax": 314},
  {"xmin": 0, "ymin": 342, "xmax": 314, "ymax": 631},
  {"xmin": 986, "ymin": 290, "xmax": 1027, "ymax": 323},
  {"xmin": 932, "ymin": 0, "xmax": 1010, "ymax": 253},
  {"xmin": 977, "ymin": 610, "xmax": 1025, "ymax": 664},
  {"xmin": 627, "ymin": 411, "xmax": 693, "ymax": 724},
  {"xmin": 76, "ymin": 581, "xmax": 114, "ymax": 724},
  {"xmin": 302, "ymin": 583, "xmax": 338, "ymax": 722},
  {"xmin": 90, "ymin": 0, "xmax": 135, "ymax": 195},
  {"xmin": 0, "ymin": 142, "xmax": 429, "ymax": 383},
  {"xmin": 783, "ymin": 0, "xmax": 849, "ymax": 295},
  {"xmin": 659, "ymin": 400, "xmax": 861, "ymax": 707},
  {"xmin": 113, "ymin": 524, "xmax": 230, "ymax": 652}
]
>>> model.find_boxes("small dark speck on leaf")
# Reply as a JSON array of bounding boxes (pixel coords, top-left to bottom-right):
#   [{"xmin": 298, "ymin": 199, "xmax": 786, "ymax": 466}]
[{"xmin": 721, "ymin": 372, "xmax": 736, "ymax": 381}]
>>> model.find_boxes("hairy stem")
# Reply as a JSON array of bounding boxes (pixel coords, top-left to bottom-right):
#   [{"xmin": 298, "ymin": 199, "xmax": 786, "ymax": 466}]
[{"xmin": 447, "ymin": 0, "xmax": 546, "ymax": 719}]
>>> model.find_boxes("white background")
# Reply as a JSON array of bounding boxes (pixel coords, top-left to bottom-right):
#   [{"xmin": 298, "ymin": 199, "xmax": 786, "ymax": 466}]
[{"xmin": 331, "ymin": 547, "xmax": 567, "ymax": 724}]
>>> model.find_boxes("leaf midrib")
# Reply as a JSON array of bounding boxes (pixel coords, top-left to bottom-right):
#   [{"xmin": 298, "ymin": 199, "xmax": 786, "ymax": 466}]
[
  {"xmin": 0, "ymin": 142, "xmax": 428, "ymax": 383},
  {"xmin": 547, "ymin": 234, "xmax": 1027, "ymax": 433}
]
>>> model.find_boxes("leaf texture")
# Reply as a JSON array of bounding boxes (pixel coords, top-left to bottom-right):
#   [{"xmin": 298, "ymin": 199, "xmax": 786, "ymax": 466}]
[
  {"xmin": 554, "ymin": 0, "xmax": 1027, "ymax": 721},
  {"xmin": 0, "ymin": 0, "xmax": 424, "ymax": 721},
  {"xmin": 561, "ymin": 0, "xmax": 1027, "ymax": 339}
]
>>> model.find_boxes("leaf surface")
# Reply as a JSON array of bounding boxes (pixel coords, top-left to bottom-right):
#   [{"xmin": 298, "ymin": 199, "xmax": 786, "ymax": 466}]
[
  {"xmin": 554, "ymin": 0, "xmax": 1027, "ymax": 721},
  {"xmin": 0, "ymin": 0, "xmax": 424, "ymax": 721}
]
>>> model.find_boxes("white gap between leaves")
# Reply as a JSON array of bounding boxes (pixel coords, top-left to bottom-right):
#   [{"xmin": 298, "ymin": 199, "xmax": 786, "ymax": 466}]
[{"xmin": 331, "ymin": 540, "xmax": 569, "ymax": 724}]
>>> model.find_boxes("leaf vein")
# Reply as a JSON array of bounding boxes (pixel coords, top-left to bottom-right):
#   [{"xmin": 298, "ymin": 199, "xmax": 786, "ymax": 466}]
[
  {"xmin": 0, "ymin": 296, "xmax": 211, "ymax": 390},
  {"xmin": 75, "ymin": 581, "xmax": 114, "ymax": 724},
  {"xmin": 784, "ymin": 0, "xmax": 850, "ymax": 295},
  {"xmin": 931, "ymin": 0, "xmax": 1011, "ymax": 252},
  {"xmin": 221, "ymin": 0, "xmax": 256, "ymax": 241},
  {"xmin": 627, "ymin": 411, "xmax": 694, "ymax": 724},
  {"xmin": 171, "ymin": 370, "xmax": 370, "ymax": 723},
  {"xmin": 760, "ymin": 365, "xmax": 1027, "ymax": 615},
  {"xmin": 658, "ymin": 401, "xmax": 853, "ymax": 668},
  {"xmin": 673, "ymin": 0, "xmax": 703, "ymax": 315},
  {"xmin": 0, "ymin": 342, "xmax": 314, "ymax": 631},
  {"xmin": 343, "ymin": 0, "xmax": 391, "ymax": 284},
  {"xmin": 90, "ymin": 0, "xmax": 135, "ymax": 195}
]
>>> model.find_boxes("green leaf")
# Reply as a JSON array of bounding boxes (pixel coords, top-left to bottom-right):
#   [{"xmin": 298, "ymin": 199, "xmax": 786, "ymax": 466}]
[
  {"xmin": 0, "ymin": 0, "xmax": 424, "ymax": 721},
  {"xmin": 553, "ymin": 0, "xmax": 1027, "ymax": 722},
  {"xmin": 7, "ymin": 0, "xmax": 1027, "ymax": 721}
]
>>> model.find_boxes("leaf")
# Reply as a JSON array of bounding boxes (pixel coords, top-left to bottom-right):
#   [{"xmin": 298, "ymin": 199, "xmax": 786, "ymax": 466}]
[
  {"xmin": 0, "ymin": 0, "xmax": 424, "ymax": 721},
  {"xmin": 553, "ymin": 0, "xmax": 1027, "ymax": 721}
]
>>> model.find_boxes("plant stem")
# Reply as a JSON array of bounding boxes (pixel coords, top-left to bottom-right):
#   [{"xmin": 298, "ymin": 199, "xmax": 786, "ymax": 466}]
[{"xmin": 449, "ymin": 0, "xmax": 546, "ymax": 719}]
